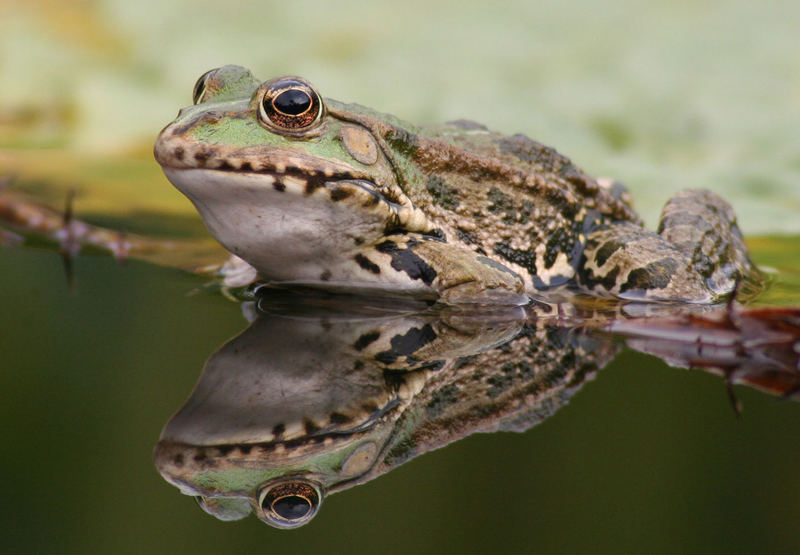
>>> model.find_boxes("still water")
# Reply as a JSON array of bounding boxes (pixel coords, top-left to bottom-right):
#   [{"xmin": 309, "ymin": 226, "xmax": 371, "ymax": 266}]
[{"xmin": 2, "ymin": 241, "xmax": 799, "ymax": 554}]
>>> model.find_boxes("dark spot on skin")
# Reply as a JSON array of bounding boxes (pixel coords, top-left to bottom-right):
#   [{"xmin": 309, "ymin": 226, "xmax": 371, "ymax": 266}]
[
  {"xmin": 353, "ymin": 360, "xmax": 364, "ymax": 370},
  {"xmin": 595, "ymin": 239, "xmax": 625, "ymax": 267},
  {"xmin": 375, "ymin": 239, "xmax": 438, "ymax": 285},
  {"xmin": 485, "ymin": 186, "xmax": 535, "ymax": 225},
  {"xmin": 193, "ymin": 451, "xmax": 207, "ymax": 462},
  {"xmin": 355, "ymin": 253, "xmax": 381, "ymax": 274},
  {"xmin": 374, "ymin": 350, "xmax": 398, "ymax": 364},
  {"xmin": 487, "ymin": 187, "xmax": 515, "ymax": 222},
  {"xmin": 375, "ymin": 324, "xmax": 437, "ymax": 365},
  {"xmin": 361, "ymin": 193, "xmax": 379, "ymax": 207},
  {"xmin": 692, "ymin": 251, "xmax": 716, "ymax": 279},
  {"xmin": 547, "ymin": 189, "xmax": 580, "ymax": 220},
  {"xmin": 329, "ymin": 412, "xmax": 351, "ymax": 425},
  {"xmin": 305, "ymin": 181, "xmax": 321, "ymax": 195},
  {"xmin": 425, "ymin": 175, "xmax": 460, "ymax": 210},
  {"xmin": 354, "ymin": 330, "xmax": 380, "ymax": 351},
  {"xmin": 320, "ymin": 269, "xmax": 332, "ymax": 281},
  {"xmin": 456, "ymin": 227, "xmax": 478, "ymax": 245},
  {"xmin": 354, "ymin": 237, "xmax": 364, "ymax": 246},
  {"xmin": 239, "ymin": 445, "xmax": 252, "ymax": 455},
  {"xmin": 272, "ymin": 423, "xmax": 285, "ymax": 438},
  {"xmin": 517, "ymin": 360, "xmax": 535, "ymax": 380},
  {"xmin": 425, "ymin": 384, "xmax": 460, "ymax": 418},
  {"xmin": 216, "ymin": 445, "xmax": 234, "ymax": 456},
  {"xmin": 620, "ymin": 258, "xmax": 679, "ymax": 293},
  {"xmin": 494, "ymin": 239, "xmax": 538, "ymax": 277},
  {"xmin": 543, "ymin": 227, "xmax": 575, "ymax": 269},
  {"xmin": 487, "ymin": 373, "xmax": 514, "ymax": 398},
  {"xmin": 173, "ymin": 146, "xmax": 184, "ymax": 160},
  {"xmin": 240, "ymin": 161, "xmax": 252, "ymax": 172},
  {"xmin": 218, "ymin": 160, "xmax": 234, "ymax": 170},
  {"xmin": 173, "ymin": 454, "xmax": 184, "ymax": 466},
  {"xmin": 559, "ymin": 351, "xmax": 577, "ymax": 372},
  {"xmin": 273, "ymin": 181, "xmax": 286, "ymax": 192},
  {"xmin": 330, "ymin": 187, "xmax": 353, "ymax": 201},
  {"xmin": 578, "ymin": 264, "xmax": 620, "ymax": 292},
  {"xmin": 194, "ymin": 151, "xmax": 208, "ymax": 165},
  {"xmin": 425, "ymin": 228, "xmax": 446, "ymax": 240},
  {"xmin": 304, "ymin": 419, "xmax": 321, "ymax": 435}
]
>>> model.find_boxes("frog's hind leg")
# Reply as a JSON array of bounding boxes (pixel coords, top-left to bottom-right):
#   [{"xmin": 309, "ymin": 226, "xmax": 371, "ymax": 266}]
[{"xmin": 578, "ymin": 189, "xmax": 759, "ymax": 302}]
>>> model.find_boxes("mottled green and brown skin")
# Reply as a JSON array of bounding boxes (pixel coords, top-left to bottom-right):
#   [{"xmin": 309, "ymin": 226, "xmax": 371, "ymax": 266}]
[{"xmin": 154, "ymin": 65, "xmax": 759, "ymax": 304}]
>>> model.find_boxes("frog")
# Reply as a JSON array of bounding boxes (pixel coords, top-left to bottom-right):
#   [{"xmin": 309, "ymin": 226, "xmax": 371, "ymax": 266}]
[
  {"xmin": 154, "ymin": 65, "xmax": 760, "ymax": 305},
  {"xmin": 154, "ymin": 292, "xmax": 613, "ymax": 528}
]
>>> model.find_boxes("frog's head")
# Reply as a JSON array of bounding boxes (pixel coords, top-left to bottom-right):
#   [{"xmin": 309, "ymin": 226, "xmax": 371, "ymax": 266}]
[
  {"xmin": 154, "ymin": 66, "xmax": 433, "ymax": 284},
  {"xmin": 152, "ymin": 308, "xmax": 415, "ymax": 529}
]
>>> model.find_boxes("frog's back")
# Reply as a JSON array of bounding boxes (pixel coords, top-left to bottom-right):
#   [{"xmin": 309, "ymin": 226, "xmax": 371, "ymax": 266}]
[{"xmin": 398, "ymin": 120, "xmax": 640, "ymax": 290}]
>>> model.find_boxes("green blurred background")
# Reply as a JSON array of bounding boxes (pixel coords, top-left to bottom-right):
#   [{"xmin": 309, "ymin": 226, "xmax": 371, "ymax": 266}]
[{"xmin": 1, "ymin": 0, "xmax": 799, "ymax": 553}]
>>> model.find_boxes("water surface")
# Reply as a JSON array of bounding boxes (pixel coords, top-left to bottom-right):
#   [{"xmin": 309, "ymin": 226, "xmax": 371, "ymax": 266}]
[{"xmin": 2, "ymin": 243, "xmax": 799, "ymax": 553}]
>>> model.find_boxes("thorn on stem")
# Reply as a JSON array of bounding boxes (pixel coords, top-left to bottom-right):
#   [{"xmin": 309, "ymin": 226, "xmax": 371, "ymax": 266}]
[
  {"xmin": 60, "ymin": 189, "xmax": 79, "ymax": 292},
  {"xmin": 725, "ymin": 377, "xmax": 742, "ymax": 417}
]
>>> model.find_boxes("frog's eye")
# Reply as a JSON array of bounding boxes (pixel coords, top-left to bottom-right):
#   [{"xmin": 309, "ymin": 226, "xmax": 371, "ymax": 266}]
[
  {"xmin": 192, "ymin": 68, "xmax": 218, "ymax": 105},
  {"xmin": 256, "ymin": 479, "xmax": 322, "ymax": 529},
  {"xmin": 258, "ymin": 77, "xmax": 323, "ymax": 133}
]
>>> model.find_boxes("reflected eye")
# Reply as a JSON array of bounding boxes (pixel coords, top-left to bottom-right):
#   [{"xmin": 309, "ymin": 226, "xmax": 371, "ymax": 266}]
[
  {"xmin": 258, "ymin": 77, "xmax": 323, "ymax": 133},
  {"xmin": 257, "ymin": 479, "xmax": 322, "ymax": 529},
  {"xmin": 192, "ymin": 68, "xmax": 218, "ymax": 105}
]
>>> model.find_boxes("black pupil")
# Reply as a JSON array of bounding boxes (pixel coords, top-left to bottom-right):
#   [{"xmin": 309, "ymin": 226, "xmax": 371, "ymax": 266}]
[
  {"xmin": 272, "ymin": 495, "xmax": 311, "ymax": 520},
  {"xmin": 273, "ymin": 89, "xmax": 312, "ymax": 116}
]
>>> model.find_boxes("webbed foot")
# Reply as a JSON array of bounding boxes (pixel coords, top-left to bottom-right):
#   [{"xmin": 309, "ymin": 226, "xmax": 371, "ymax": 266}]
[{"xmin": 578, "ymin": 189, "xmax": 760, "ymax": 302}]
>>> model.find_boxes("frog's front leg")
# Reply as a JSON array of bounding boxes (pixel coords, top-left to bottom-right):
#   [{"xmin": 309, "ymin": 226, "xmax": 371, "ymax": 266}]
[
  {"xmin": 374, "ymin": 233, "xmax": 528, "ymax": 305},
  {"xmin": 578, "ymin": 189, "xmax": 759, "ymax": 302}
]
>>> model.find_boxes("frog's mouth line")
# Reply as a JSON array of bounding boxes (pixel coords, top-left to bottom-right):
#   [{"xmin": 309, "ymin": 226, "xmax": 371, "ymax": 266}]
[
  {"xmin": 170, "ymin": 161, "xmax": 396, "ymax": 205},
  {"xmin": 163, "ymin": 167, "xmax": 433, "ymax": 242},
  {"xmin": 154, "ymin": 393, "xmax": 406, "ymax": 474}
]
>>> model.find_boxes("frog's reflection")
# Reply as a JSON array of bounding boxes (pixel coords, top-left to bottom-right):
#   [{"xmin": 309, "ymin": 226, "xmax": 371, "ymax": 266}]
[{"xmin": 154, "ymin": 291, "xmax": 800, "ymax": 529}]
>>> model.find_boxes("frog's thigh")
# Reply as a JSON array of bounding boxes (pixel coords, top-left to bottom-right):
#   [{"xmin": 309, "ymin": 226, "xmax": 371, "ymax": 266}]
[
  {"xmin": 578, "ymin": 222, "xmax": 710, "ymax": 301},
  {"xmin": 376, "ymin": 234, "xmax": 527, "ymax": 305}
]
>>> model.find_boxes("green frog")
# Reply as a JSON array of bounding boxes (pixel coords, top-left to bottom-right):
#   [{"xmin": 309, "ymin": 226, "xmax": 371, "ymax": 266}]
[
  {"xmin": 154, "ymin": 65, "xmax": 759, "ymax": 304},
  {"xmin": 154, "ymin": 294, "xmax": 612, "ymax": 528}
]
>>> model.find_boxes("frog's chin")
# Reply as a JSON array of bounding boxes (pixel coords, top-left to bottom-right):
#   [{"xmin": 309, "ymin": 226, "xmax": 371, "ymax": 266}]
[{"xmin": 162, "ymin": 167, "xmax": 390, "ymax": 281}]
